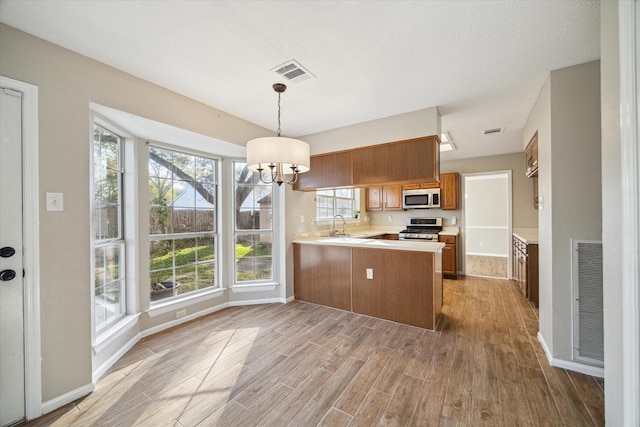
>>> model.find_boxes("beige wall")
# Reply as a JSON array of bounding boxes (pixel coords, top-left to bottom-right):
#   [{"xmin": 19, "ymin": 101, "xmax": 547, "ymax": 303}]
[
  {"xmin": 302, "ymin": 107, "xmax": 441, "ymax": 154},
  {"xmin": 525, "ymin": 61, "xmax": 602, "ymax": 362},
  {"xmin": 0, "ymin": 23, "xmax": 267, "ymax": 402},
  {"xmin": 600, "ymin": 2, "xmax": 622, "ymax": 423}
]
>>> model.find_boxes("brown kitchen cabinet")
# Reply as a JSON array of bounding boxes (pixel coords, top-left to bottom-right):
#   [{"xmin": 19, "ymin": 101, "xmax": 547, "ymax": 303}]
[
  {"xmin": 293, "ymin": 150, "xmax": 353, "ymax": 191},
  {"xmin": 352, "ymin": 136, "xmax": 440, "ymax": 186},
  {"xmin": 439, "ymin": 234, "xmax": 458, "ymax": 279},
  {"xmin": 293, "ymin": 244, "xmax": 352, "ymax": 311},
  {"xmin": 351, "ymin": 248, "xmax": 441, "ymax": 330},
  {"xmin": 365, "ymin": 184, "xmax": 403, "ymax": 211},
  {"xmin": 525, "ymin": 132, "xmax": 538, "ymax": 178},
  {"xmin": 512, "ymin": 234, "xmax": 539, "ymax": 307},
  {"xmin": 440, "ymin": 172, "xmax": 459, "ymax": 210}
]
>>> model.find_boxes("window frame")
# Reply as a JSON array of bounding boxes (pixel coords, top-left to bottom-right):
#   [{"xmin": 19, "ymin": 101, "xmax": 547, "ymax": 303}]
[
  {"xmin": 147, "ymin": 143, "xmax": 222, "ymax": 304},
  {"xmin": 232, "ymin": 161, "xmax": 275, "ymax": 285},
  {"xmin": 315, "ymin": 188, "xmax": 360, "ymax": 221},
  {"xmin": 91, "ymin": 122, "xmax": 127, "ymax": 336}
]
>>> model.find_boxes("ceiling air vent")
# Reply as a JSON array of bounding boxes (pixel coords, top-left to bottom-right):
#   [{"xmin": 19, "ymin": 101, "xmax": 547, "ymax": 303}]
[
  {"xmin": 271, "ymin": 59, "xmax": 315, "ymax": 84},
  {"xmin": 483, "ymin": 127, "xmax": 504, "ymax": 135}
]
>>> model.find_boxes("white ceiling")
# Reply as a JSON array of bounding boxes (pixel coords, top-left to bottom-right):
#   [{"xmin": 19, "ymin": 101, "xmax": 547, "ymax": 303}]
[{"xmin": 0, "ymin": 0, "xmax": 600, "ymax": 160}]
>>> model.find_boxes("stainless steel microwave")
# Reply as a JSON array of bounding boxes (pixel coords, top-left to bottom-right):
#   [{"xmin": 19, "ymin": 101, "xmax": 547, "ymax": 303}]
[{"xmin": 402, "ymin": 188, "xmax": 441, "ymax": 209}]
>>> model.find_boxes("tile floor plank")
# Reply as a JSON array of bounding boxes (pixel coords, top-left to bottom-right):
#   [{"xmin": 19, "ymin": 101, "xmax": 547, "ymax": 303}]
[{"xmin": 20, "ymin": 278, "xmax": 604, "ymax": 427}]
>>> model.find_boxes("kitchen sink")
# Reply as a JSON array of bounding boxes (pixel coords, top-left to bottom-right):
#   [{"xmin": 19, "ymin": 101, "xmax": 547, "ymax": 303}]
[{"xmin": 366, "ymin": 233, "xmax": 400, "ymax": 240}]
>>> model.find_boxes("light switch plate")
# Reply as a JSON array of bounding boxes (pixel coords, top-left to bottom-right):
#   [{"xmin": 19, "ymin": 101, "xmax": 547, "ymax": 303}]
[
  {"xmin": 46, "ymin": 192, "xmax": 64, "ymax": 211},
  {"xmin": 366, "ymin": 268, "xmax": 374, "ymax": 280}
]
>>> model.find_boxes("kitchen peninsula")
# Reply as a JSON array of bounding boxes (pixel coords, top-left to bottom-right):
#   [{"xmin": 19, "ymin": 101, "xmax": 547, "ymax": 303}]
[{"xmin": 293, "ymin": 231, "xmax": 444, "ymax": 330}]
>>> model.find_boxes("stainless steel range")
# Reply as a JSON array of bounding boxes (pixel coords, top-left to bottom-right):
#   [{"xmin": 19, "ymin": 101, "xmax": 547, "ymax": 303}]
[{"xmin": 399, "ymin": 217, "xmax": 443, "ymax": 240}]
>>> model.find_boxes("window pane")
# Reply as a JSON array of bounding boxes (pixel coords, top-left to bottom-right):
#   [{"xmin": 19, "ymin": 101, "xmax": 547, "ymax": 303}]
[
  {"xmin": 94, "ymin": 242, "xmax": 124, "ymax": 333},
  {"xmin": 148, "ymin": 141, "xmax": 219, "ymax": 305},
  {"xmin": 195, "ymin": 209, "xmax": 215, "ymax": 232},
  {"xmin": 235, "ymin": 233, "xmax": 273, "ymax": 282},
  {"xmin": 92, "ymin": 124, "xmax": 125, "ymax": 334}
]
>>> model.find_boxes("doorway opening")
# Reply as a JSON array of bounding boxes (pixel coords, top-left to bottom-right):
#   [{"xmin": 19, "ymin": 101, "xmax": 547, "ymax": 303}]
[{"xmin": 463, "ymin": 171, "xmax": 512, "ymax": 279}]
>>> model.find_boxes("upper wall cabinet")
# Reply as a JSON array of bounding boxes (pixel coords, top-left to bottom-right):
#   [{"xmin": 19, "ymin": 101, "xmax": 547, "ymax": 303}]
[
  {"xmin": 440, "ymin": 172, "xmax": 459, "ymax": 210},
  {"xmin": 352, "ymin": 136, "xmax": 440, "ymax": 186},
  {"xmin": 525, "ymin": 132, "xmax": 538, "ymax": 177},
  {"xmin": 293, "ymin": 135, "xmax": 440, "ymax": 191},
  {"xmin": 293, "ymin": 150, "xmax": 353, "ymax": 191}
]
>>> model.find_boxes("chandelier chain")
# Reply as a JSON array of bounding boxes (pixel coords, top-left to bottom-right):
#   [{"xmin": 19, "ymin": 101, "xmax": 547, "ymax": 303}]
[{"xmin": 276, "ymin": 92, "xmax": 282, "ymax": 137}]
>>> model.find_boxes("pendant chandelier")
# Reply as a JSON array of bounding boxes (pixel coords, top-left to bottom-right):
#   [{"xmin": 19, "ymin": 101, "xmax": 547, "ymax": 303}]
[{"xmin": 246, "ymin": 83, "xmax": 310, "ymax": 186}]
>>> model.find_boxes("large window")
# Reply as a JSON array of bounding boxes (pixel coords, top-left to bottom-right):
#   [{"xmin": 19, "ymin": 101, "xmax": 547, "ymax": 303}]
[
  {"xmin": 234, "ymin": 162, "xmax": 273, "ymax": 283},
  {"xmin": 316, "ymin": 188, "xmax": 358, "ymax": 219},
  {"xmin": 92, "ymin": 124, "xmax": 126, "ymax": 333},
  {"xmin": 149, "ymin": 146, "xmax": 218, "ymax": 302}
]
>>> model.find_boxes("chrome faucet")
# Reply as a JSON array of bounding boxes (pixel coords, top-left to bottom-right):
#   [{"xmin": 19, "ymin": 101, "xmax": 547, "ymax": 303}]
[{"xmin": 331, "ymin": 214, "xmax": 346, "ymax": 236}]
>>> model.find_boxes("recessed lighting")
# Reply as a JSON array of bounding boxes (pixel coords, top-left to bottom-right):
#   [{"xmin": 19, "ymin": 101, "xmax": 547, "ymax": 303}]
[{"xmin": 440, "ymin": 142, "xmax": 456, "ymax": 152}]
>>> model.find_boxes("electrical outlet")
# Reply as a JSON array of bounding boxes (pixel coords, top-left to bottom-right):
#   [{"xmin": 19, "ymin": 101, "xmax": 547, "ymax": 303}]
[
  {"xmin": 479, "ymin": 241, "xmax": 484, "ymax": 247},
  {"xmin": 176, "ymin": 309, "xmax": 187, "ymax": 319},
  {"xmin": 300, "ymin": 215, "xmax": 304, "ymax": 224},
  {"xmin": 366, "ymin": 268, "xmax": 374, "ymax": 280},
  {"xmin": 388, "ymin": 215, "xmax": 393, "ymax": 222}
]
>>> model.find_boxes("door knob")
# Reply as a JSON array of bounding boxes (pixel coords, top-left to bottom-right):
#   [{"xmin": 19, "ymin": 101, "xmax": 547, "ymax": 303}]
[
  {"xmin": 0, "ymin": 247, "xmax": 16, "ymax": 258},
  {"xmin": 0, "ymin": 269, "xmax": 16, "ymax": 281}
]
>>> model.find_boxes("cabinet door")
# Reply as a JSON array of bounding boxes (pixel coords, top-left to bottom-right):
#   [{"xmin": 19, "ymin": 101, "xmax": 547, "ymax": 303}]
[
  {"xmin": 383, "ymin": 185, "xmax": 403, "ymax": 210},
  {"xmin": 440, "ymin": 172, "xmax": 459, "ymax": 210},
  {"xmin": 293, "ymin": 244, "xmax": 352, "ymax": 311},
  {"xmin": 293, "ymin": 150, "xmax": 352, "ymax": 191},
  {"xmin": 442, "ymin": 244, "xmax": 455, "ymax": 276},
  {"xmin": 439, "ymin": 235, "xmax": 457, "ymax": 278},
  {"xmin": 352, "ymin": 136, "xmax": 439, "ymax": 186},
  {"xmin": 365, "ymin": 187, "xmax": 383, "ymax": 211}
]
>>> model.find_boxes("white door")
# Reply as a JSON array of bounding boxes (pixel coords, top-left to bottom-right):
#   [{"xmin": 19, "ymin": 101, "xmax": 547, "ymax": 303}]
[{"xmin": 0, "ymin": 87, "xmax": 25, "ymax": 426}]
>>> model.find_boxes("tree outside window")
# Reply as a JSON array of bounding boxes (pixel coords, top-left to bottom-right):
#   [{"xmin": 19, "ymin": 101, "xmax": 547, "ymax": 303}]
[
  {"xmin": 148, "ymin": 147, "xmax": 218, "ymax": 302},
  {"xmin": 234, "ymin": 162, "xmax": 274, "ymax": 283}
]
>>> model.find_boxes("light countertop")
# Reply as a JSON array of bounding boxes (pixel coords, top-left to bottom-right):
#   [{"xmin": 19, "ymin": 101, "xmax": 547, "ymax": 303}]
[
  {"xmin": 513, "ymin": 228, "xmax": 539, "ymax": 244},
  {"xmin": 293, "ymin": 229, "xmax": 444, "ymax": 253}
]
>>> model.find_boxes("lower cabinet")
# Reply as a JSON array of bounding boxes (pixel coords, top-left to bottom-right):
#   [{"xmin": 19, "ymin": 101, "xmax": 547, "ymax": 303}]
[
  {"xmin": 293, "ymin": 244, "xmax": 351, "ymax": 311},
  {"xmin": 352, "ymin": 248, "xmax": 440, "ymax": 330},
  {"xmin": 438, "ymin": 234, "xmax": 457, "ymax": 279},
  {"xmin": 512, "ymin": 235, "xmax": 539, "ymax": 307},
  {"xmin": 293, "ymin": 243, "xmax": 442, "ymax": 330}
]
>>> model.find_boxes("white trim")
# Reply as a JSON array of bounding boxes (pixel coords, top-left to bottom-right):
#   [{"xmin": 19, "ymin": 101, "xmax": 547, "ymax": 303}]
[
  {"xmin": 1, "ymin": 76, "xmax": 42, "ymax": 420},
  {"xmin": 92, "ymin": 332, "xmax": 139, "ymax": 383},
  {"xmin": 142, "ymin": 301, "xmax": 230, "ymax": 337},
  {"xmin": 41, "ymin": 383, "xmax": 94, "ymax": 416},
  {"xmin": 537, "ymin": 332, "xmax": 604, "ymax": 378},
  {"xmin": 92, "ymin": 313, "xmax": 140, "ymax": 354},
  {"xmin": 147, "ymin": 287, "xmax": 226, "ymax": 318},
  {"xmin": 230, "ymin": 282, "xmax": 279, "ymax": 293},
  {"xmin": 619, "ymin": 0, "xmax": 640, "ymax": 424},
  {"xmin": 229, "ymin": 297, "xmax": 289, "ymax": 306},
  {"xmin": 286, "ymin": 295, "xmax": 295, "ymax": 303}
]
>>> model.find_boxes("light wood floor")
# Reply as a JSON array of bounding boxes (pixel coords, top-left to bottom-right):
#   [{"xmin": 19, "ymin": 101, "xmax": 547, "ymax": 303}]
[{"xmin": 23, "ymin": 276, "xmax": 604, "ymax": 426}]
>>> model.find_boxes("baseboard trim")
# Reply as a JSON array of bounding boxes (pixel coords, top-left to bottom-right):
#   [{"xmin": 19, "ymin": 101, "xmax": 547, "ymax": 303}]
[
  {"xmin": 93, "ymin": 333, "xmax": 140, "ymax": 383},
  {"xmin": 537, "ymin": 332, "xmax": 604, "ymax": 378},
  {"xmin": 229, "ymin": 297, "xmax": 288, "ymax": 306},
  {"xmin": 142, "ymin": 301, "xmax": 230, "ymax": 338},
  {"xmin": 41, "ymin": 382, "xmax": 94, "ymax": 415}
]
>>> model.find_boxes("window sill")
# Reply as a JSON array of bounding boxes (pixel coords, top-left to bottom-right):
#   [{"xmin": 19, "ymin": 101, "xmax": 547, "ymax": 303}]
[
  {"xmin": 147, "ymin": 287, "xmax": 226, "ymax": 318},
  {"xmin": 93, "ymin": 313, "xmax": 140, "ymax": 354},
  {"xmin": 230, "ymin": 282, "xmax": 279, "ymax": 293}
]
